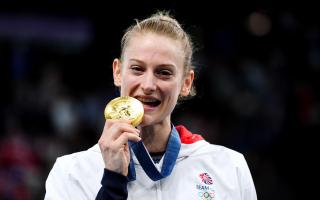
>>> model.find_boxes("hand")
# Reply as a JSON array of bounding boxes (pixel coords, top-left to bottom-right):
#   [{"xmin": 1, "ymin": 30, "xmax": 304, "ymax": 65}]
[{"xmin": 98, "ymin": 119, "xmax": 141, "ymax": 176}]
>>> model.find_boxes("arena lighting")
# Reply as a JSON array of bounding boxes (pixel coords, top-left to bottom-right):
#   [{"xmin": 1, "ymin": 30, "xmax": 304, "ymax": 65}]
[{"xmin": 247, "ymin": 11, "xmax": 272, "ymax": 36}]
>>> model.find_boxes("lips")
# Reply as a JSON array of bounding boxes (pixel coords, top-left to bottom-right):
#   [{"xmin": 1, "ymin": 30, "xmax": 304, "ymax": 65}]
[{"xmin": 135, "ymin": 96, "xmax": 161, "ymax": 107}]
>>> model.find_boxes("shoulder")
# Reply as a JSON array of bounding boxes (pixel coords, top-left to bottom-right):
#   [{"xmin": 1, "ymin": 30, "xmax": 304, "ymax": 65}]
[
  {"xmin": 53, "ymin": 144, "xmax": 103, "ymax": 173},
  {"xmin": 203, "ymin": 143, "xmax": 244, "ymax": 158},
  {"xmin": 181, "ymin": 139, "xmax": 248, "ymax": 170},
  {"xmin": 45, "ymin": 144, "xmax": 103, "ymax": 199},
  {"xmin": 204, "ymin": 143, "xmax": 247, "ymax": 165},
  {"xmin": 176, "ymin": 125, "xmax": 246, "ymax": 163}
]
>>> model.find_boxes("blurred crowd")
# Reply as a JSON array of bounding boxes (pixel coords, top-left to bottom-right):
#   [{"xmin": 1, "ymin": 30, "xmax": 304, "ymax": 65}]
[{"xmin": 1, "ymin": 4, "xmax": 319, "ymax": 200}]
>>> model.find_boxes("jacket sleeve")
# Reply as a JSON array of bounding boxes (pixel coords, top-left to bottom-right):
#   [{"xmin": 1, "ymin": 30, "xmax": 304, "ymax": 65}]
[
  {"xmin": 44, "ymin": 158, "xmax": 71, "ymax": 200},
  {"xmin": 95, "ymin": 169, "xmax": 128, "ymax": 200},
  {"xmin": 45, "ymin": 156, "xmax": 98, "ymax": 200},
  {"xmin": 238, "ymin": 155, "xmax": 257, "ymax": 200}
]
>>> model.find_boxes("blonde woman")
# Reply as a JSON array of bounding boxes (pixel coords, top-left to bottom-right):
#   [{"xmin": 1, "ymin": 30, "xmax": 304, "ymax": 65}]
[{"xmin": 45, "ymin": 11, "xmax": 257, "ymax": 200}]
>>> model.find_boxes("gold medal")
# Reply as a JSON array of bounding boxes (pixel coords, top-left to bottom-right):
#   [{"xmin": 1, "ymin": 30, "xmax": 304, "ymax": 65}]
[{"xmin": 104, "ymin": 96, "xmax": 144, "ymax": 127}]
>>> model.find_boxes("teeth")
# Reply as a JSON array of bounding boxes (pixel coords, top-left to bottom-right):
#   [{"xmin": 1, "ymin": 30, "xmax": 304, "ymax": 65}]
[{"xmin": 138, "ymin": 97, "xmax": 158, "ymax": 103}]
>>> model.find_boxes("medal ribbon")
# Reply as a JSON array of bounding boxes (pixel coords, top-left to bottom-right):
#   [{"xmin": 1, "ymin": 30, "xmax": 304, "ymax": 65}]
[{"xmin": 127, "ymin": 126, "xmax": 181, "ymax": 181}]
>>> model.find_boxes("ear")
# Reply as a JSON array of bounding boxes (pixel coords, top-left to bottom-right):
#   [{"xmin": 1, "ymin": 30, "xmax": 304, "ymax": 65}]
[
  {"xmin": 113, "ymin": 58, "xmax": 122, "ymax": 87},
  {"xmin": 180, "ymin": 69, "xmax": 194, "ymax": 96}
]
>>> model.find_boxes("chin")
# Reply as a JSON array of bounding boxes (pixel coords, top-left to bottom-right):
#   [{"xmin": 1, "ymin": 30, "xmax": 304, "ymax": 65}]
[
  {"xmin": 138, "ymin": 119, "xmax": 152, "ymax": 127},
  {"xmin": 138, "ymin": 115, "xmax": 158, "ymax": 127}
]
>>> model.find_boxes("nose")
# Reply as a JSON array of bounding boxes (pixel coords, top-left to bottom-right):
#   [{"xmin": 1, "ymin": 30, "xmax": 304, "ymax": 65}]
[{"xmin": 141, "ymin": 72, "xmax": 156, "ymax": 94}]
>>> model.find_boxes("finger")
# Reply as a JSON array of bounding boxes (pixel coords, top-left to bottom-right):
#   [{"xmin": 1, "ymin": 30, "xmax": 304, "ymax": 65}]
[
  {"xmin": 103, "ymin": 119, "xmax": 127, "ymax": 131},
  {"xmin": 103, "ymin": 119, "xmax": 131, "ymax": 131},
  {"xmin": 101, "ymin": 120, "xmax": 140, "ymax": 139},
  {"xmin": 105, "ymin": 118, "xmax": 133, "ymax": 126},
  {"xmin": 108, "ymin": 123, "xmax": 140, "ymax": 139},
  {"xmin": 105, "ymin": 119, "xmax": 140, "ymax": 133},
  {"xmin": 112, "ymin": 132, "xmax": 141, "ymax": 149},
  {"xmin": 98, "ymin": 123, "xmax": 140, "ymax": 150}
]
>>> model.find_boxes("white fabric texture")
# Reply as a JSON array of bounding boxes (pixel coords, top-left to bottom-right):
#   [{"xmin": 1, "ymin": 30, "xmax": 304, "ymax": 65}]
[{"xmin": 45, "ymin": 139, "xmax": 257, "ymax": 200}]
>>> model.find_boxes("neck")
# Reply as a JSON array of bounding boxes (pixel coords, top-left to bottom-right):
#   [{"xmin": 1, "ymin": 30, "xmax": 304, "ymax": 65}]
[{"xmin": 138, "ymin": 119, "xmax": 172, "ymax": 153}]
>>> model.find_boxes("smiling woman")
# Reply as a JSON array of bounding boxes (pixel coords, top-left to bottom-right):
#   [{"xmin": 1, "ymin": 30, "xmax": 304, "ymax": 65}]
[
  {"xmin": 112, "ymin": 32, "xmax": 193, "ymax": 130},
  {"xmin": 44, "ymin": 11, "xmax": 257, "ymax": 200}
]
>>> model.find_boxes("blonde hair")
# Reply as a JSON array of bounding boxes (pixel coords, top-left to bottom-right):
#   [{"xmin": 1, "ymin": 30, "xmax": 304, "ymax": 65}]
[{"xmin": 120, "ymin": 11, "xmax": 196, "ymax": 98}]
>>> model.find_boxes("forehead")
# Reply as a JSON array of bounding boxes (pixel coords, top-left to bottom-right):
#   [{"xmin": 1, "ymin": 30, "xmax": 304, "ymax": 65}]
[{"xmin": 123, "ymin": 33, "xmax": 184, "ymax": 67}]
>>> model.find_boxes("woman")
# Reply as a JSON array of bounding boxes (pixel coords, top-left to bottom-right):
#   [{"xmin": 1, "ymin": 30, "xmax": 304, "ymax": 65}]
[{"xmin": 45, "ymin": 11, "xmax": 257, "ymax": 200}]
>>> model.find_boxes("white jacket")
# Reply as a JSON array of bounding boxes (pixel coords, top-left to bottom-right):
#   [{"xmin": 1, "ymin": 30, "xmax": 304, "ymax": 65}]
[{"xmin": 45, "ymin": 126, "xmax": 257, "ymax": 200}]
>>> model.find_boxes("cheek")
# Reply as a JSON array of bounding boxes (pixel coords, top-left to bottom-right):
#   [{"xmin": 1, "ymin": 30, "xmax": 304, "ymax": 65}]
[
  {"xmin": 120, "ymin": 75, "xmax": 138, "ymax": 94},
  {"xmin": 163, "ymin": 82, "xmax": 181, "ymax": 99}
]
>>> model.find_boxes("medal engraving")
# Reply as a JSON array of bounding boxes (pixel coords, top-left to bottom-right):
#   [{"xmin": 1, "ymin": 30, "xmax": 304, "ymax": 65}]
[{"xmin": 104, "ymin": 96, "xmax": 144, "ymax": 127}]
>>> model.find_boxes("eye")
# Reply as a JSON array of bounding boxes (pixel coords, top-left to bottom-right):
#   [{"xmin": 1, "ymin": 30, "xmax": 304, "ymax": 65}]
[
  {"xmin": 157, "ymin": 69, "xmax": 173, "ymax": 78},
  {"xmin": 131, "ymin": 65, "xmax": 142, "ymax": 71},
  {"xmin": 130, "ymin": 65, "xmax": 144, "ymax": 74}
]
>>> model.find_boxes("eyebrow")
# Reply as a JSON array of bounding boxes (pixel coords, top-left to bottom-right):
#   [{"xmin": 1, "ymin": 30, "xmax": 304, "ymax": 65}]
[
  {"xmin": 129, "ymin": 58, "xmax": 176, "ymax": 68},
  {"xmin": 129, "ymin": 58, "xmax": 145, "ymax": 65}
]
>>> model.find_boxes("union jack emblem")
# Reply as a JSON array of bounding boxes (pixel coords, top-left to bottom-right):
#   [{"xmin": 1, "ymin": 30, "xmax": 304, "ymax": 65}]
[{"xmin": 199, "ymin": 173, "xmax": 213, "ymax": 185}]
